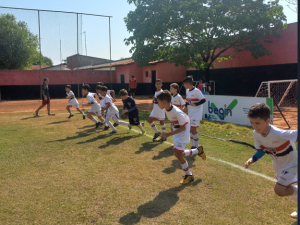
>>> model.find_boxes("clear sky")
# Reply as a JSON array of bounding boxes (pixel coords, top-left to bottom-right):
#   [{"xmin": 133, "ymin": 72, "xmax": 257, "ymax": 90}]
[{"xmin": 0, "ymin": 0, "xmax": 297, "ymax": 65}]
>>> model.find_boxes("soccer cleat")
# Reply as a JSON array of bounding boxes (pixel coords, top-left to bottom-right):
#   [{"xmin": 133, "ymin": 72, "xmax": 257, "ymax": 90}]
[
  {"xmin": 109, "ymin": 130, "xmax": 117, "ymax": 134},
  {"xmin": 83, "ymin": 114, "xmax": 86, "ymax": 120},
  {"xmin": 291, "ymin": 211, "xmax": 297, "ymax": 219},
  {"xmin": 113, "ymin": 123, "xmax": 119, "ymax": 127},
  {"xmin": 197, "ymin": 145, "xmax": 206, "ymax": 161},
  {"xmin": 153, "ymin": 132, "xmax": 161, "ymax": 140},
  {"xmin": 68, "ymin": 114, "xmax": 74, "ymax": 119},
  {"xmin": 33, "ymin": 113, "xmax": 39, "ymax": 117},
  {"xmin": 128, "ymin": 124, "xmax": 132, "ymax": 130},
  {"xmin": 158, "ymin": 138, "xmax": 166, "ymax": 143},
  {"xmin": 104, "ymin": 126, "xmax": 109, "ymax": 131},
  {"xmin": 180, "ymin": 175, "xmax": 194, "ymax": 184},
  {"xmin": 95, "ymin": 122, "xmax": 101, "ymax": 129},
  {"xmin": 142, "ymin": 131, "xmax": 146, "ymax": 136},
  {"xmin": 191, "ymin": 146, "xmax": 196, "ymax": 149}
]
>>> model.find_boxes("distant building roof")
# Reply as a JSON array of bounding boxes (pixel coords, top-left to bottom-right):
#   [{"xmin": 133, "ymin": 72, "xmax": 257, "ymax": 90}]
[
  {"xmin": 79, "ymin": 58, "xmax": 134, "ymax": 70},
  {"xmin": 31, "ymin": 65, "xmax": 49, "ymax": 70}
]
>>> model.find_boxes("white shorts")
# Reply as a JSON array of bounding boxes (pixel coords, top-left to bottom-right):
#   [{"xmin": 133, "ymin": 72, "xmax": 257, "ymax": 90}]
[
  {"xmin": 106, "ymin": 110, "xmax": 119, "ymax": 123},
  {"xmin": 277, "ymin": 164, "xmax": 298, "ymax": 187},
  {"xmin": 173, "ymin": 141, "xmax": 186, "ymax": 152},
  {"xmin": 68, "ymin": 102, "xmax": 79, "ymax": 109},
  {"xmin": 149, "ymin": 108, "xmax": 165, "ymax": 121},
  {"xmin": 88, "ymin": 107, "xmax": 102, "ymax": 117},
  {"xmin": 190, "ymin": 120, "xmax": 200, "ymax": 128}
]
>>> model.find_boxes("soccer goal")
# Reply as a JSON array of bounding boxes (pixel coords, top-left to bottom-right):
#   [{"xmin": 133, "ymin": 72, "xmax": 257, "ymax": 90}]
[{"xmin": 255, "ymin": 79, "xmax": 298, "ymax": 129}]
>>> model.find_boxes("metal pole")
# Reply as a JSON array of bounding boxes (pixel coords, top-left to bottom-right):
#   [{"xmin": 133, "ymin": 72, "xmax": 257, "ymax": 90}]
[
  {"xmin": 77, "ymin": 13, "xmax": 80, "ymax": 99},
  {"xmin": 38, "ymin": 10, "xmax": 42, "ymax": 99},
  {"xmin": 109, "ymin": 17, "xmax": 112, "ymax": 90}
]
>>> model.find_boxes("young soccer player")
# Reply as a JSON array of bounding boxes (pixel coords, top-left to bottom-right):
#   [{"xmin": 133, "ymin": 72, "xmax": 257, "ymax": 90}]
[
  {"xmin": 244, "ymin": 103, "xmax": 298, "ymax": 219},
  {"xmin": 182, "ymin": 76, "xmax": 206, "ymax": 149},
  {"xmin": 65, "ymin": 85, "xmax": 86, "ymax": 119},
  {"xmin": 119, "ymin": 89, "xmax": 146, "ymax": 135},
  {"xmin": 81, "ymin": 84, "xmax": 103, "ymax": 128},
  {"xmin": 34, "ymin": 78, "xmax": 55, "ymax": 116},
  {"xmin": 95, "ymin": 85, "xmax": 112, "ymax": 131},
  {"xmin": 96, "ymin": 82, "xmax": 116, "ymax": 101},
  {"xmin": 99, "ymin": 86, "xmax": 131, "ymax": 134},
  {"xmin": 157, "ymin": 90, "xmax": 206, "ymax": 184},
  {"xmin": 170, "ymin": 83, "xmax": 185, "ymax": 110},
  {"xmin": 148, "ymin": 79, "xmax": 166, "ymax": 141}
]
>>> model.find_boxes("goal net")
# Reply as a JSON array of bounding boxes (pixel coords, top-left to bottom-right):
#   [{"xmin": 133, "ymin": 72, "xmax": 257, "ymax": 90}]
[{"xmin": 255, "ymin": 79, "xmax": 298, "ymax": 107}]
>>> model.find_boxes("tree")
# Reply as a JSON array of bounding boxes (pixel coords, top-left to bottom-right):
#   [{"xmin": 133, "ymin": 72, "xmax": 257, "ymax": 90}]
[
  {"xmin": 0, "ymin": 13, "xmax": 39, "ymax": 70},
  {"xmin": 32, "ymin": 55, "xmax": 54, "ymax": 67},
  {"xmin": 124, "ymin": 0, "xmax": 287, "ymax": 81}
]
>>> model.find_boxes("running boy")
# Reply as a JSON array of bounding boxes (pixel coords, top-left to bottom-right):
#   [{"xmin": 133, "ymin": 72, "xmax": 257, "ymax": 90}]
[
  {"xmin": 148, "ymin": 79, "xmax": 166, "ymax": 140},
  {"xmin": 119, "ymin": 89, "xmax": 146, "ymax": 135},
  {"xmin": 95, "ymin": 85, "xmax": 111, "ymax": 130},
  {"xmin": 244, "ymin": 103, "xmax": 298, "ymax": 219},
  {"xmin": 81, "ymin": 84, "xmax": 103, "ymax": 128},
  {"xmin": 157, "ymin": 90, "xmax": 206, "ymax": 184},
  {"xmin": 65, "ymin": 85, "xmax": 86, "ymax": 119},
  {"xmin": 99, "ymin": 86, "xmax": 131, "ymax": 134},
  {"xmin": 182, "ymin": 76, "xmax": 206, "ymax": 149}
]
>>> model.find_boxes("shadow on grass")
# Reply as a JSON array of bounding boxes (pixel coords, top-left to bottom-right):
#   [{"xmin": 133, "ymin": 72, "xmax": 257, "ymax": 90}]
[
  {"xmin": 135, "ymin": 141, "xmax": 162, "ymax": 154},
  {"xmin": 77, "ymin": 124, "xmax": 95, "ymax": 129},
  {"xmin": 290, "ymin": 221, "xmax": 298, "ymax": 225},
  {"xmin": 163, "ymin": 155, "xmax": 197, "ymax": 174},
  {"xmin": 152, "ymin": 146, "xmax": 174, "ymax": 160},
  {"xmin": 46, "ymin": 127, "xmax": 98, "ymax": 143},
  {"xmin": 47, "ymin": 120, "xmax": 70, "ymax": 125},
  {"xmin": 98, "ymin": 134, "xmax": 141, "ymax": 148},
  {"xmin": 119, "ymin": 179, "xmax": 202, "ymax": 225},
  {"xmin": 21, "ymin": 116, "xmax": 45, "ymax": 120}
]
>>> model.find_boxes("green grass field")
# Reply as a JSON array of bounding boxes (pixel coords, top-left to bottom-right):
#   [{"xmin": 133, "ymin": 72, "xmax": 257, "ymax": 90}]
[{"xmin": 0, "ymin": 110, "xmax": 297, "ymax": 225}]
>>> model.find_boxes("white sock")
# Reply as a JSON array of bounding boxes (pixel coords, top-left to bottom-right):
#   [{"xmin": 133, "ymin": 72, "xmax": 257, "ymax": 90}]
[
  {"xmin": 181, "ymin": 161, "xmax": 192, "ymax": 175},
  {"xmin": 137, "ymin": 124, "xmax": 145, "ymax": 132},
  {"xmin": 161, "ymin": 124, "xmax": 166, "ymax": 133},
  {"xmin": 105, "ymin": 118, "xmax": 116, "ymax": 131},
  {"xmin": 118, "ymin": 120, "xmax": 129, "ymax": 125},
  {"xmin": 191, "ymin": 136, "xmax": 195, "ymax": 147},
  {"xmin": 290, "ymin": 185, "xmax": 298, "ymax": 204},
  {"xmin": 91, "ymin": 118, "xmax": 99, "ymax": 123},
  {"xmin": 193, "ymin": 134, "xmax": 199, "ymax": 146},
  {"xmin": 70, "ymin": 112, "xmax": 73, "ymax": 115},
  {"xmin": 151, "ymin": 122, "xmax": 159, "ymax": 133},
  {"xmin": 104, "ymin": 123, "xmax": 108, "ymax": 127},
  {"xmin": 184, "ymin": 148, "xmax": 199, "ymax": 156}
]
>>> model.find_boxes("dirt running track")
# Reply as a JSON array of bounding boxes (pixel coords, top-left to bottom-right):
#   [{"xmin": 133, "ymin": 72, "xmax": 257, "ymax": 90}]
[{"xmin": 0, "ymin": 97, "xmax": 297, "ymax": 130}]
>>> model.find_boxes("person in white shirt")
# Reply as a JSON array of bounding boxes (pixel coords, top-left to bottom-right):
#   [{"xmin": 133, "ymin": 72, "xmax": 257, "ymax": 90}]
[
  {"xmin": 99, "ymin": 86, "xmax": 131, "ymax": 134},
  {"xmin": 65, "ymin": 85, "xmax": 86, "ymax": 119},
  {"xmin": 157, "ymin": 90, "xmax": 206, "ymax": 184},
  {"xmin": 245, "ymin": 103, "xmax": 298, "ymax": 219},
  {"xmin": 182, "ymin": 76, "xmax": 206, "ymax": 149},
  {"xmin": 81, "ymin": 84, "xmax": 103, "ymax": 129},
  {"xmin": 148, "ymin": 79, "xmax": 166, "ymax": 141}
]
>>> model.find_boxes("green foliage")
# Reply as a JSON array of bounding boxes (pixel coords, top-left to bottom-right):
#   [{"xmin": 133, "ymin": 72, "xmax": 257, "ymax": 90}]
[
  {"xmin": 32, "ymin": 55, "xmax": 54, "ymax": 67},
  {"xmin": 124, "ymin": 0, "xmax": 287, "ymax": 80},
  {"xmin": 0, "ymin": 14, "xmax": 39, "ymax": 70}
]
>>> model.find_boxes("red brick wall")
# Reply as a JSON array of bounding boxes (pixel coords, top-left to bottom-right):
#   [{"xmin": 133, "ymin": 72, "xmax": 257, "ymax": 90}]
[
  {"xmin": 188, "ymin": 22, "xmax": 297, "ymax": 71},
  {"xmin": 0, "ymin": 70, "xmax": 116, "ymax": 86},
  {"xmin": 115, "ymin": 62, "xmax": 143, "ymax": 84}
]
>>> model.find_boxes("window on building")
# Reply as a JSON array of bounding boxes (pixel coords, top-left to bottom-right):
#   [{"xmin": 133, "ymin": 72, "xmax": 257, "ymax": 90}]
[{"xmin": 145, "ymin": 71, "xmax": 148, "ymax": 77}]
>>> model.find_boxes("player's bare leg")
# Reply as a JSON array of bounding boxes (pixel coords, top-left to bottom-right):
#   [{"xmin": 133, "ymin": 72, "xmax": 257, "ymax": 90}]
[
  {"xmin": 66, "ymin": 105, "xmax": 73, "ymax": 118},
  {"xmin": 47, "ymin": 104, "xmax": 55, "ymax": 116},
  {"xmin": 174, "ymin": 150, "xmax": 194, "ymax": 184},
  {"xmin": 34, "ymin": 104, "xmax": 45, "ymax": 116},
  {"xmin": 148, "ymin": 117, "xmax": 160, "ymax": 140},
  {"xmin": 274, "ymin": 184, "xmax": 298, "ymax": 219},
  {"xmin": 159, "ymin": 120, "xmax": 166, "ymax": 142},
  {"xmin": 87, "ymin": 112, "xmax": 101, "ymax": 128}
]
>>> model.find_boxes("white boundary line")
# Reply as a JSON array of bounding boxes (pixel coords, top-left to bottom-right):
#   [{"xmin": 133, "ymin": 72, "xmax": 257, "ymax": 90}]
[{"xmin": 123, "ymin": 126, "xmax": 277, "ymax": 183}]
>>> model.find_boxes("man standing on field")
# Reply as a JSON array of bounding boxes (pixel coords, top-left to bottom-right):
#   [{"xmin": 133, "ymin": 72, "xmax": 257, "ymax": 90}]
[{"xmin": 129, "ymin": 75, "xmax": 137, "ymax": 98}]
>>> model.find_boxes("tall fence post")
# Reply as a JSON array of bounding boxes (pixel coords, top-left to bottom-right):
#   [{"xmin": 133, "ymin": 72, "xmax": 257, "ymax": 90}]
[
  {"xmin": 109, "ymin": 17, "xmax": 112, "ymax": 90},
  {"xmin": 38, "ymin": 10, "xmax": 42, "ymax": 99},
  {"xmin": 77, "ymin": 13, "xmax": 80, "ymax": 99}
]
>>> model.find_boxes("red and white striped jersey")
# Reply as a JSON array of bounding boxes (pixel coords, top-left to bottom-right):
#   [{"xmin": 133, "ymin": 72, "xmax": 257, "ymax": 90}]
[
  {"xmin": 185, "ymin": 87, "xmax": 205, "ymax": 120},
  {"xmin": 172, "ymin": 93, "xmax": 185, "ymax": 108},
  {"xmin": 165, "ymin": 105, "xmax": 190, "ymax": 143},
  {"xmin": 253, "ymin": 125, "xmax": 298, "ymax": 178},
  {"xmin": 103, "ymin": 94, "xmax": 118, "ymax": 113}
]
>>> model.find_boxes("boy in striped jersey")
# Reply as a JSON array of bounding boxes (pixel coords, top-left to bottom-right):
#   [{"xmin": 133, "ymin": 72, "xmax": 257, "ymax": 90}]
[
  {"xmin": 182, "ymin": 76, "xmax": 206, "ymax": 149},
  {"xmin": 245, "ymin": 103, "xmax": 298, "ymax": 219},
  {"xmin": 157, "ymin": 90, "xmax": 206, "ymax": 184}
]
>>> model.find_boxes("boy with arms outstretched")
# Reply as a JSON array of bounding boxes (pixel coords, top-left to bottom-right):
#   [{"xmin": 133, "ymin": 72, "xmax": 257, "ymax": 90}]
[
  {"xmin": 148, "ymin": 79, "xmax": 166, "ymax": 141},
  {"xmin": 99, "ymin": 86, "xmax": 131, "ymax": 134},
  {"xmin": 182, "ymin": 76, "xmax": 206, "ymax": 149},
  {"xmin": 119, "ymin": 89, "xmax": 146, "ymax": 135},
  {"xmin": 81, "ymin": 84, "xmax": 103, "ymax": 128},
  {"xmin": 245, "ymin": 103, "xmax": 298, "ymax": 219},
  {"xmin": 65, "ymin": 85, "xmax": 86, "ymax": 119},
  {"xmin": 157, "ymin": 90, "xmax": 206, "ymax": 184}
]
